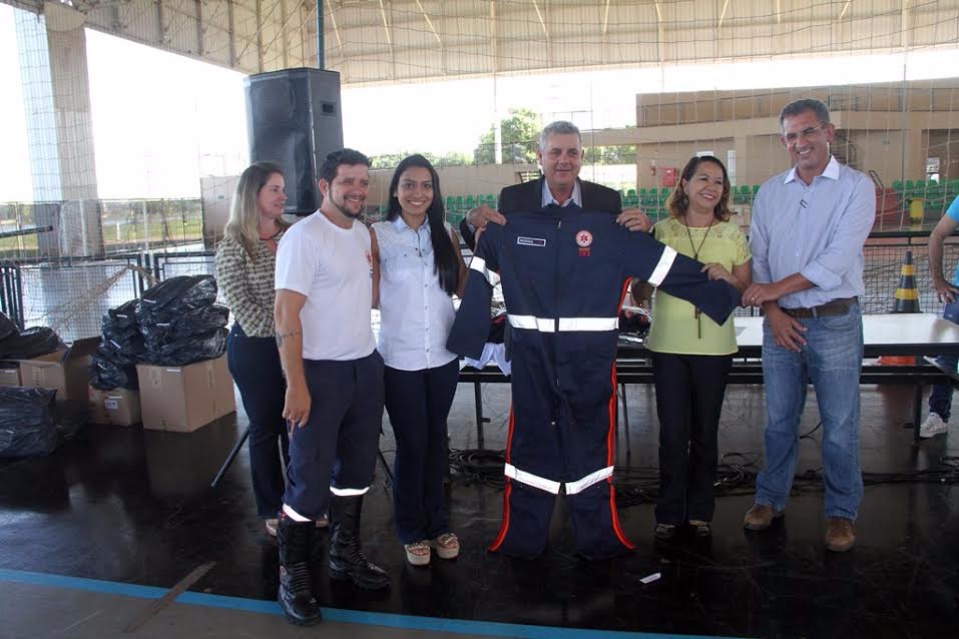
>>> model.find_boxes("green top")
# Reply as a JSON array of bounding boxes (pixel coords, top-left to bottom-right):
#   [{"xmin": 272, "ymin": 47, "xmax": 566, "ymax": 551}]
[{"xmin": 645, "ymin": 218, "xmax": 751, "ymax": 356}]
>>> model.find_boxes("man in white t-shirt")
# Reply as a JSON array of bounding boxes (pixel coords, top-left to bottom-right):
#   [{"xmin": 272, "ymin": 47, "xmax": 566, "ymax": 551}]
[{"xmin": 273, "ymin": 149, "xmax": 389, "ymax": 626}]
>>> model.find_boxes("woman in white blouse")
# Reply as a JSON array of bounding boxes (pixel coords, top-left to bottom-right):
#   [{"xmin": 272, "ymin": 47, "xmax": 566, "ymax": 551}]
[{"xmin": 371, "ymin": 154, "xmax": 468, "ymax": 566}]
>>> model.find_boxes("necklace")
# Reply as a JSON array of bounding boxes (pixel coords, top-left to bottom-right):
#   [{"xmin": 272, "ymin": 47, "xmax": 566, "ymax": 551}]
[
  {"xmin": 682, "ymin": 214, "xmax": 715, "ymax": 339},
  {"xmin": 259, "ymin": 228, "xmax": 281, "ymax": 242}
]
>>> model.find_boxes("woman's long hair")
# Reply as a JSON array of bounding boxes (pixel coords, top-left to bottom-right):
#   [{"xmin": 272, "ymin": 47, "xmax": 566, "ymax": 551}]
[
  {"xmin": 665, "ymin": 155, "xmax": 732, "ymax": 222},
  {"xmin": 225, "ymin": 161, "xmax": 291, "ymax": 259},
  {"xmin": 386, "ymin": 155, "xmax": 459, "ymax": 296}
]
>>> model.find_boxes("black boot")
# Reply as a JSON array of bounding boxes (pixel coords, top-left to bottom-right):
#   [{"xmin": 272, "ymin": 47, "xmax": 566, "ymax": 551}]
[
  {"xmin": 329, "ymin": 495, "xmax": 391, "ymax": 590},
  {"xmin": 277, "ymin": 516, "xmax": 322, "ymax": 626}
]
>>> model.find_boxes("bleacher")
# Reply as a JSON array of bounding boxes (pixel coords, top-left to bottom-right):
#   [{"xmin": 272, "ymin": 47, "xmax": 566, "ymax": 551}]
[{"xmin": 434, "ymin": 179, "xmax": 959, "ymax": 229}]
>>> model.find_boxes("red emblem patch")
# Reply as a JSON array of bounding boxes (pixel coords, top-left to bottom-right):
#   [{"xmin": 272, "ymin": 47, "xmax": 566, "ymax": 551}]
[{"xmin": 576, "ymin": 230, "xmax": 593, "ymax": 247}]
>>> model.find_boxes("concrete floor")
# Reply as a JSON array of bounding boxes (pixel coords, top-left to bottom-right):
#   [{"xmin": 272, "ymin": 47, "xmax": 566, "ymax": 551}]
[{"xmin": 1, "ymin": 379, "xmax": 958, "ymax": 639}]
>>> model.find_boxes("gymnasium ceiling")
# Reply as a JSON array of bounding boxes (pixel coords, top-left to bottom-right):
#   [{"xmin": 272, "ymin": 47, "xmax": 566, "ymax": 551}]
[{"xmin": 8, "ymin": 0, "xmax": 959, "ymax": 86}]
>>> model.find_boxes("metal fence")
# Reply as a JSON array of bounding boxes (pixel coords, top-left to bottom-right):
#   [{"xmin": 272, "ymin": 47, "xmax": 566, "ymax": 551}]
[
  {"xmin": 0, "ymin": 199, "xmax": 204, "ymax": 260},
  {"xmin": 0, "ymin": 230, "xmax": 956, "ymax": 344}
]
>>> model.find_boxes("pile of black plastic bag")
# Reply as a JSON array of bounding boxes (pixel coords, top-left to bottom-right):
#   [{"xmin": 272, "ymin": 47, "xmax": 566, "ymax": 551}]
[
  {"xmin": 137, "ymin": 275, "xmax": 229, "ymax": 366},
  {"xmin": 90, "ymin": 275, "xmax": 230, "ymax": 391},
  {"xmin": 89, "ymin": 299, "xmax": 145, "ymax": 391},
  {"xmin": 0, "ymin": 387, "xmax": 85, "ymax": 457}
]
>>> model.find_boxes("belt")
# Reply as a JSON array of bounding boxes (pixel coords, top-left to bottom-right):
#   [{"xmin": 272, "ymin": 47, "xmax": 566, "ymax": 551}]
[{"xmin": 781, "ymin": 297, "xmax": 857, "ymax": 319}]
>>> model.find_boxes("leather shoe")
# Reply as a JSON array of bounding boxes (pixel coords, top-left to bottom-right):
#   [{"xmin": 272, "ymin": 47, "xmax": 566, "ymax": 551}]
[
  {"xmin": 743, "ymin": 504, "xmax": 784, "ymax": 531},
  {"xmin": 825, "ymin": 517, "xmax": 855, "ymax": 552}
]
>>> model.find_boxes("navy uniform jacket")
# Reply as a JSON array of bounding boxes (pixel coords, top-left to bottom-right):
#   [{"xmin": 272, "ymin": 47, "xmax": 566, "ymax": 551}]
[
  {"xmin": 446, "ymin": 207, "xmax": 741, "ymax": 558},
  {"xmin": 448, "ymin": 208, "xmax": 740, "ymax": 373}
]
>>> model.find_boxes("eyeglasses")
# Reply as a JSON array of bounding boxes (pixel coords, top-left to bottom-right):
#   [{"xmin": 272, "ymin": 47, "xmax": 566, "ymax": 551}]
[{"xmin": 783, "ymin": 122, "xmax": 828, "ymax": 144}]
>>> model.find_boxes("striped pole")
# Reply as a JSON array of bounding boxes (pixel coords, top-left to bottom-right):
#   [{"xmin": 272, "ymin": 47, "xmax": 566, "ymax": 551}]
[{"xmin": 892, "ymin": 250, "xmax": 921, "ymax": 313}]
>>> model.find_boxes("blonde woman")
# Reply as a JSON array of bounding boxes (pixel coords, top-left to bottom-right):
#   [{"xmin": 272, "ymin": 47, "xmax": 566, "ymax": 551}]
[{"xmin": 215, "ymin": 161, "xmax": 291, "ymax": 537}]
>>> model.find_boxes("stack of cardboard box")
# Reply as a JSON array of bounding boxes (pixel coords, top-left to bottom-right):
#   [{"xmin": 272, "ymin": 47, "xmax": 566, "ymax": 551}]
[{"xmin": 0, "ymin": 336, "xmax": 235, "ymax": 432}]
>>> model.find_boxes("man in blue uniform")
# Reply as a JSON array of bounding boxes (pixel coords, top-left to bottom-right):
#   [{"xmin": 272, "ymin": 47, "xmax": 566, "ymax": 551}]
[{"xmin": 447, "ymin": 207, "xmax": 740, "ymax": 559}]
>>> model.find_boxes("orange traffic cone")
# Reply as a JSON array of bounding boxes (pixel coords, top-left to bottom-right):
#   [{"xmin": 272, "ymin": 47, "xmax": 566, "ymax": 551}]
[{"xmin": 879, "ymin": 250, "xmax": 920, "ymax": 366}]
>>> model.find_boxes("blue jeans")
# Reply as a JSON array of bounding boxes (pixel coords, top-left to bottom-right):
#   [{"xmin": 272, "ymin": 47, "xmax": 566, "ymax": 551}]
[
  {"xmin": 928, "ymin": 301, "xmax": 959, "ymax": 421},
  {"xmin": 755, "ymin": 303, "xmax": 864, "ymax": 520}
]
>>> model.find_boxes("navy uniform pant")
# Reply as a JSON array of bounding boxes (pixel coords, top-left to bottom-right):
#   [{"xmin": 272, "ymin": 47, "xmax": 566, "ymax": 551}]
[
  {"xmin": 490, "ymin": 350, "xmax": 634, "ymax": 559},
  {"xmin": 283, "ymin": 351, "xmax": 385, "ymax": 520}
]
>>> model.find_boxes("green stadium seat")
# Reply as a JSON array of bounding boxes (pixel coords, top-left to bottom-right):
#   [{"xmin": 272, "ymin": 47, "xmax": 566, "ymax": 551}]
[
  {"xmin": 465, "ymin": 195, "xmax": 475, "ymax": 210},
  {"xmin": 891, "ymin": 180, "xmax": 903, "ymax": 192}
]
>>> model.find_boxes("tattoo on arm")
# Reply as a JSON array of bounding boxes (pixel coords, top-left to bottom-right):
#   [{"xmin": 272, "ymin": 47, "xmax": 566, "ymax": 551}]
[{"xmin": 275, "ymin": 331, "xmax": 302, "ymax": 347}]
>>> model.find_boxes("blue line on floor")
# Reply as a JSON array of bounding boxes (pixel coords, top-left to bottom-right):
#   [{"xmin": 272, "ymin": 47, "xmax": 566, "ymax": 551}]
[{"xmin": 0, "ymin": 567, "xmax": 740, "ymax": 639}]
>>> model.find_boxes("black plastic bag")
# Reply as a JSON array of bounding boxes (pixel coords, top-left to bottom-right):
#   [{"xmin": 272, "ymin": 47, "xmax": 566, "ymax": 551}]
[
  {"xmin": 0, "ymin": 311, "xmax": 18, "ymax": 342},
  {"xmin": 97, "ymin": 334, "xmax": 146, "ymax": 367},
  {"xmin": 0, "ymin": 387, "xmax": 58, "ymax": 457},
  {"xmin": 140, "ymin": 304, "xmax": 229, "ymax": 340},
  {"xmin": 138, "ymin": 275, "xmax": 218, "ymax": 320},
  {"xmin": 144, "ymin": 327, "xmax": 228, "ymax": 366},
  {"xmin": 105, "ymin": 299, "xmax": 139, "ymax": 331},
  {"xmin": 0, "ymin": 326, "xmax": 63, "ymax": 360},
  {"xmin": 89, "ymin": 355, "xmax": 139, "ymax": 391}
]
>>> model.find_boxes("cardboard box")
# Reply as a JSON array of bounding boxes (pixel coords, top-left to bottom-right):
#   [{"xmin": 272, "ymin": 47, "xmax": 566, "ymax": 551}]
[
  {"xmin": 136, "ymin": 355, "xmax": 235, "ymax": 432},
  {"xmin": 18, "ymin": 337, "xmax": 99, "ymax": 401},
  {"xmin": 89, "ymin": 386, "xmax": 141, "ymax": 426},
  {"xmin": 0, "ymin": 364, "xmax": 20, "ymax": 387}
]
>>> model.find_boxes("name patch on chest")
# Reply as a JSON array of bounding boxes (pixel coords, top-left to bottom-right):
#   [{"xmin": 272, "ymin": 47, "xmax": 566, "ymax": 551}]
[{"xmin": 517, "ymin": 236, "xmax": 547, "ymax": 247}]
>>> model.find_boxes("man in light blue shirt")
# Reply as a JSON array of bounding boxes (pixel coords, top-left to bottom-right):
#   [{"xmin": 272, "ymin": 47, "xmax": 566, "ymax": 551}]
[
  {"xmin": 741, "ymin": 98, "xmax": 876, "ymax": 552},
  {"xmin": 918, "ymin": 195, "xmax": 959, "ymax": 438}
]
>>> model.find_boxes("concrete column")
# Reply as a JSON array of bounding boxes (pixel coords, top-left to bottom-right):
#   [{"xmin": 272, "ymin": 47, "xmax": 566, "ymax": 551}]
[
  {"xmin": 14, "ymin": 3, "xmax": 102, "ymax": 257},
  {"xmin": 902, "ymin": 126, "xmax": 926, "ymax": 181}
]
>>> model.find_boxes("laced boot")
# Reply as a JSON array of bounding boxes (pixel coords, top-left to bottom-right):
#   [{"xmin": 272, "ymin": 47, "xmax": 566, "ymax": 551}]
[
  {"xmin": 328, "ymin": 495, "xmax": 391, "ymax": 590},
  {"xmin": 277, "ymin": 515, "xmax": 321, "ymax": 625}
]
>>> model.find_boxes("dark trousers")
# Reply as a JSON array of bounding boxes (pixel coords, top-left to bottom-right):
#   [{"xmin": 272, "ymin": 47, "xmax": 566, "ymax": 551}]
[
  {"xmin": 384, "ymin": 359, "xmax": 459, "ymax": 544},
  {"xmin": 652, "ymin": 352, "xmax": 732, "ymax": 525},
  {"xmin": 490, "ymin": 349, "xmax": 634, "ymax": 559},
  {"xmin": 226, "ymin": 323, "xmax": 289, "ymax": 518},
  {"xmin": 283, "ymin": 351, "xmax": 385, "ymax": 520}
]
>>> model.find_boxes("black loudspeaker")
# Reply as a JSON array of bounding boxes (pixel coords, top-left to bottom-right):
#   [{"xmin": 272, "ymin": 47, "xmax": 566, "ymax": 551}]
[{"xmin": 244, "ymin": 68, "xmax": 343, "ymax": 215}]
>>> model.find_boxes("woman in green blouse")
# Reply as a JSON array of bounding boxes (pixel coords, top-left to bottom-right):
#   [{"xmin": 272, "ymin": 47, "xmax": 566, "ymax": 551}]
[
  {"xmin": 215, "ymin": 162, "xmax": 291, "ymax": 537},
  {"xmin": 644, "ymin": 156, "xmax": 751, "ymax": 541}
]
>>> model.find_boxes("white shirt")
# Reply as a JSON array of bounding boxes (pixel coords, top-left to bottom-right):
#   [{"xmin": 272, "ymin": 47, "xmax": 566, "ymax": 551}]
[
  {"xmin": 373, "ymin": 217, "xmax": 457, "ymax": 371},
  {"xmin": 275, "ymin": 211, "xmax": 376, "ymax": 361},
  {"xmin": 541, "ymin": 179, "xmax": 583, "ymax": 207}
]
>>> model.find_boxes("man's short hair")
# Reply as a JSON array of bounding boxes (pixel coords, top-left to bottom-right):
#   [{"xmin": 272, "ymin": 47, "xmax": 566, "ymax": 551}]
[
  {"xmin": 779, "ymin": 98, "xmax": 831, "ymax": 130},
  {"xmin": 539, "ymin": 121, "xmax": 582, "ymax": 151},
  {"xmin": 319, "ymin": 148, "xmax": 371, "ymax": 183}
]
